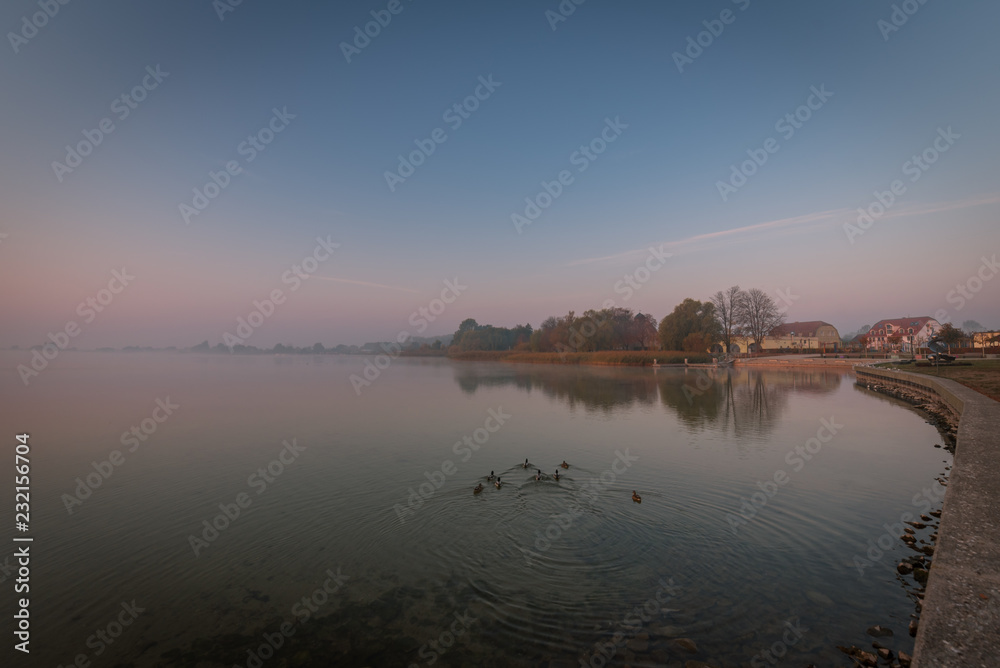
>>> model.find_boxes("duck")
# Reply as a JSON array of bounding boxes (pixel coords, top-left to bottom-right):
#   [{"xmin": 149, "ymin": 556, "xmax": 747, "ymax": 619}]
[
  {"xmin": 487, "ymin": 470, "xmax": 495, "ymax": 481},
  {"xmin": 632, "ymin": 490, "xmax": 642, "ymax": 503},
  {"xmin": 494, "ymin": 477, "xmax": 503, "ymax": 489},
  {"xmin": 535, "ymin": 469, "xmax": 543, "ymax": 481},
  {"xmin": 522, "ymin": 458, "xmax": 530, "ymax": 469},
  {"xmin": 553, "ymin": 470, "xmax": 560, "ymax": 481},
  {"xmin": 560, "ymin": 460, "xmax": 569, "ymax": 469},
  {"xmin": 473, "ymin": 483, "xmax": 483, "ymax": 494}
]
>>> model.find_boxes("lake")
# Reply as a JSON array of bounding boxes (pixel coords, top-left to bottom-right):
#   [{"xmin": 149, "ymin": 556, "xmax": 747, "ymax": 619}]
[{"xmin": 0, "ymin": 352, "xmax": 950, "ymax": 667}]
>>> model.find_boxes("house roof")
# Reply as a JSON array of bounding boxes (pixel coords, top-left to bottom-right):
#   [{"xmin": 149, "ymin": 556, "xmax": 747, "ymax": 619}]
[
  {"xmin": 769, "ymin": 320, "xmax": 835, "ymax": 337},
  {"xmin": 869, "ymin": 316, "xmax": 937, "ymax": 334}
]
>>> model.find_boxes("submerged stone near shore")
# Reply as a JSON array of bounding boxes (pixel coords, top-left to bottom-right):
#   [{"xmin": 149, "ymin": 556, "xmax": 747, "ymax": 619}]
[
  {"xmin": 858, "ymin": 377, "xmax": 961, "ymax": 449},
  {"xmin": 838, "ymin": 645, "xmax": 879, "ymax": 666},
  {"xmin": 848, "ymin": 370, "xmax": 961, "ymax": 665},
  {"xmin": 866, "ymin": 624, "xmax": 893, "ymax": 637},
  {"xmin": 673, "ymin": 637, "xmax": 698, "ymax": 653},
  {"xmin": 804, "ymin": 590, "xmax": 834, "ymax": 606}
]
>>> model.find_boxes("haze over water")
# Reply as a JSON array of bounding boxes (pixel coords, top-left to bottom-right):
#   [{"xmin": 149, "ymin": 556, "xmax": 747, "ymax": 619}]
[{"xmin": 0, "ymin": 352, "xmax": 951, "ymax": 666}]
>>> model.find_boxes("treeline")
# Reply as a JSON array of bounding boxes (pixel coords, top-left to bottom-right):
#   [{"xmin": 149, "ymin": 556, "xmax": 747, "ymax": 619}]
[
  {"xmin": 451, "ymin": 319, "xmax": 533, "ymax": 351},
  {"xmin": 450, "ymin": 308, "xmax": 658, "ymax": 354},
  {"xmin": 530, "ymin": 308, "xmax": 658, "ymax": 352},
  {"xmin": 187, "ymin": 340, "xmax": 448, "ymax": 355},
  {"xmin": 450, "ymin": 286, "xmax": 787, "ymax": 354},
  {"xmin": 190, "ymin": 341, "xmax": 353, "ymax": 355}
]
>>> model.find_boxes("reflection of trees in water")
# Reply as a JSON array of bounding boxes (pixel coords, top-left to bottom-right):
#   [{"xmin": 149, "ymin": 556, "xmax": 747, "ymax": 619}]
[
  {"xmin": 660, "ymin": 368, "xmax": 843, "ymax": 438},
  {"xmin": 452, "ymin": 363, "xmax": 842, "ymax": 427},
  {"xmin": 720, "ymin": 370, "xmax": 785, "ymax": 439},
  {"xmin": 453, "ymin": 364, "xmax": 659, "ymax": 413}
]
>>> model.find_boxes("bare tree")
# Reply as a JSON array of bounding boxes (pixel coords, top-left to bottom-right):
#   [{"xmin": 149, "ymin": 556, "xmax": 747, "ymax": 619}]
[
  {"xmin": 711, "ymin": 285, "xmax": 743, "ymax": 354},
  {"xmin": 736, "ymin": 288, "xmax": 785, "ymax": 354}
]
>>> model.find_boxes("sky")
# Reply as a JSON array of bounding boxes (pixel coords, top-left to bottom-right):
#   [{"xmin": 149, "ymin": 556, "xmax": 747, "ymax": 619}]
[{"xmin": 1, "ymin": 0, "xmax": 999, "ymax": 348}]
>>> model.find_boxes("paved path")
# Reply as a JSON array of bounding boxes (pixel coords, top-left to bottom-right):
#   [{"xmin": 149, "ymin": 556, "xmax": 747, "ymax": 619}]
[{"xmin": 857, "ymin": 367, "xmax": 999, "ymax": 667}]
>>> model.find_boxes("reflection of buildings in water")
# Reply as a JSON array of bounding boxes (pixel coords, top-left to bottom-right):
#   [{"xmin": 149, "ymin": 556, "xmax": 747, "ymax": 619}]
[
  {"xmin": 452, "ymin": 364, "xmax": 659, "ymax": 413},
  {"xmin": 659, "ymin": 368, "xmax": 843, "ymax": 438},
  {"xmin": 757, "ymin": 368, "xmax": 844, "ymax": 394},
  {"xmin": 452, "ymin": 364, "xmax": 844, "ymax": 429}
]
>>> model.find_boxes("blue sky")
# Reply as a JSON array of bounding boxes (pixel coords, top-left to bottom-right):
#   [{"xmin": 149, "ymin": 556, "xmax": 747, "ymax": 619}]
[{"xmin": 2, "ymin": 0, "xmax": 999, "ymax": 347}]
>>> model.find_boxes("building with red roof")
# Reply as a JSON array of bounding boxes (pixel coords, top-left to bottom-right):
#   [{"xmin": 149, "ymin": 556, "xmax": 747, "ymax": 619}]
[{"xmin": 863, "ymin": 316, "xmax": 941, "ymax": 352}]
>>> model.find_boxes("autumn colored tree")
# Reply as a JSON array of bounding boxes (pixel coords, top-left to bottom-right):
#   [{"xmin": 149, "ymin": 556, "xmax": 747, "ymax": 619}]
[
  {"xmin": 526, "ymin": 308, "xmax": 659, "ymax": 353},
  {"xmin": 857, "ymin": 333, "xmax": 870, "ymax": 357},
  {"xmin": 630, "ymin": 312, "xmax": 659, "ymax": 350},
  {"xmin": 658, "ymin": 299, "xmax": 719, "ymax": 351},
  {"xmin": 451, "ymin": 318, "xmax": 480, "ymax": 349},
  {"xmin": 682, "ymin": 332, "xmax": 712, "ymax": 352},
  {"xmin": 451, "ymin": 319, "xmax": 532, "ymax": 351}
]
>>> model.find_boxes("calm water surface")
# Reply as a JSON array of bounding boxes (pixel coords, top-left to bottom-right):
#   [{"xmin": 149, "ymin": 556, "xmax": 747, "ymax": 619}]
[{"xmin": 0, "ymin": 352, "xmax": 951, "ymax": 667}]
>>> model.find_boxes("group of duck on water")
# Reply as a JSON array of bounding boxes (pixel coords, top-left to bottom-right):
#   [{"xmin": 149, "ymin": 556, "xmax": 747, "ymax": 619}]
[{"xmin": 472, "ymin": 459, "xmax": 642, "ymax": 503}]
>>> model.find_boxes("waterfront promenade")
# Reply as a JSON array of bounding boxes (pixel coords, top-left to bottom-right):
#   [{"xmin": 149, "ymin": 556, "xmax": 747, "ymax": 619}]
[{"xmin": 855, "ymin": 366, "xmax": 999, "ymax": 667}]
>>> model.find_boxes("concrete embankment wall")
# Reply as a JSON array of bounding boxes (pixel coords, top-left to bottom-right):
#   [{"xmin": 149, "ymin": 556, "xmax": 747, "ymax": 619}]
[{"xmin": 855, "ymin": 367, "xmax": 999, "ymax": 667}]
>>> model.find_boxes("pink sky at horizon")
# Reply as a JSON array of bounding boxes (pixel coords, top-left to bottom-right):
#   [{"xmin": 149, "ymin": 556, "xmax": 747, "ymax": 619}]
[{"xmin": 3, "ymin": 194, "xmax": 997, "ymax": 350}]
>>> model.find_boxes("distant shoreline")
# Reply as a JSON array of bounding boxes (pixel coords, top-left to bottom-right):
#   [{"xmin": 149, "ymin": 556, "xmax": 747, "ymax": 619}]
[
  {"xmin": 444, "ymin": 350, "xmax": 884, "ymax": 370},
  {"xmin": 446, "ymin": 350, "xmax": 711, "ymax": 366}
]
